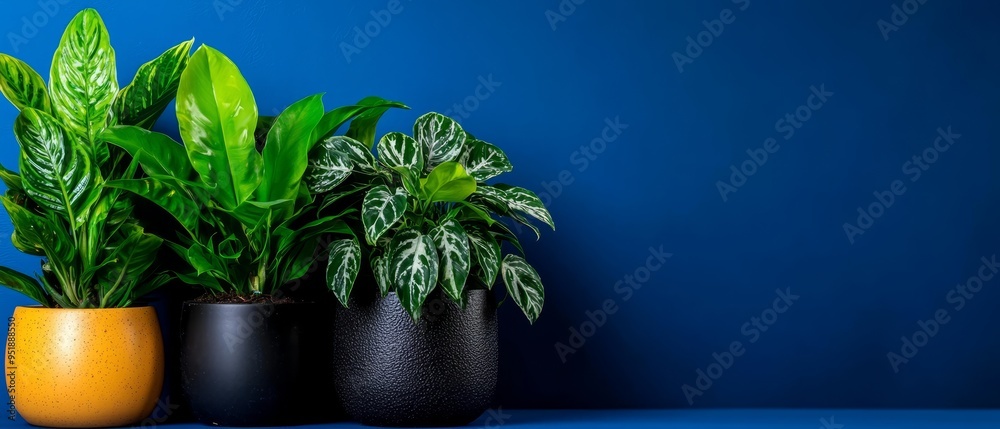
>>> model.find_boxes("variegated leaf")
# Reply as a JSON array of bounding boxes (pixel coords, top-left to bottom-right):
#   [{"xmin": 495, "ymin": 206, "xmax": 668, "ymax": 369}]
[
  {"xmin": 490, "ymin": 184, "xmax": 555, "ymax": 230},
  {"xmin": 390, "ymin": 229, "xmax": 439, "ymax": 320},
  {"xmin": 331, "ymin": 135, "xmax": 378, "ymax": 174},
  {"xmin": 362, "ymin": 185, "xmax": 408, "ymax": 244},
  {"xmin": 111, "ymin": 39, "xmax": 193, "ymax": 128},
  {"xmin": 466, "ymin": 224, "xmax": 500, "ymax": 288},
  {"xmin": 305, "ymin": 135, "xmax": 353, "ymax": 193},
  {"xmin": 459, "ymin": 139, "xmax": 512, "ymax": 181},
  {"xmin": 373, "ymin": 254, "xmax": 391, "ymax": 297},
  {"xmin": 377, "ymin": 131, "xmax": 422, "ymax": 176},
  {"xmin": 326, "ymin": 238, "xmax": 361, "ymax": 307},
  {"xmin": 415, "ymin": 112, "xmax": 465, "ymax": 171},
  {"xmin": 430, "ymin": 219, "xmax": 470, "ymax": 303},
  {"xmin": 501, "ymin": 254, "xmax": 545, "ymax": 323},
  {"xmin": 0, "ymin": 54, "xmax": 51, "ymax": 113},
  {"xmin": 13, "ymin": 108, "xmax": 95, "ymax": 218}
]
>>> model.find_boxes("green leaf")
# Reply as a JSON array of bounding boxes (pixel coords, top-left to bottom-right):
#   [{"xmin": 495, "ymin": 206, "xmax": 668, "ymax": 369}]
[
  {"xmin": 501, "ymin": 254, "xmax": 545, "ymax": 323},
  {"xmin": 493, "ymin": 184, "xmax": 555, "ymax": 230},
  {"xmin": 377, "ymin": 132, "xmax": 423, "ymax": 177},
  {"xmin": 101, "ymin": 126, "xmax": 193, "ymax": 179},
  {"xmin": 429, "ymin": 219, "xmax": 470, "ymax": 304},
  {"xmin": 318, "ymin": 135, "xmax": 378, "ymax": 175},
  {"xmin": 422, "ymin": 161, "xmax": 476, "ymax": 203},
  {"xmin": 326, "ymin": 238, "xmax": 361, "ymax": 307},
  {"xmin": 305, "ymin": 136, "xmax": 354, "ymax": 193},
  {"xmin": 0, "ymin": 266, "xmax": 49, "ymax": 306},
  {"xmin": 311, "ymin": 96, "xmax": 408, "ymax": 146},
  {"xmin": 106, "ymin": 176, "xmax": 202, "ymax": 236},
  {"xmin": 345, "ymin": 99, "xmax": 405, "ymax": 149},
  {"xmin": 390, "ymin": 229, "xmax": 439, "ymax": 320},
  {"xmin": 466, "ymin": 224, "xmax": 500, "ymax": 288},
  {"xmin": 362, "ymin": 185, "xmax": 408, "ymax": 245},
  {"xmin": 0, "ymin": 163, "xmax": 23, "ymax": 192},
  {"xmin": 392, "ymin": 166, "xmax": 421, "ymax": 198},
  {"xmin": 260, "ymin": 93, "xmax": 325, "ymax": 202},
  {"xmin": 414, "ymin": 112, "xmax": 465, "ymax": 172},
  {"xmin": 177, "ymin": 45, "xmax": 260, "ymax": 210},
  {"xmin": 14, "ymin": 108, "xmax": 96, "ymax": 220},
  {"xmin": 372, "ymin": 254, "xmax": 391, "ymax": 297},
  {"xmin": 459, "ymin": 139, "xmax": 512, "ymax": 181},
  {"xmin": 112, "ymin": 39, "xmax": 193, "ymax": 128},
  {"xmin": 49, "ymin": 8, "xmax": 117, "ymax": 157},
  {"xmin": 97, "ymin": 229, "xmax": 162, "ymax": 306},
  {"xmin": 319, "ymin": 181, "xmax": 372, "ymax": 211},
  {"xmin": 0, "ymin": 54, "xmax": 51, "ymax": 113}
]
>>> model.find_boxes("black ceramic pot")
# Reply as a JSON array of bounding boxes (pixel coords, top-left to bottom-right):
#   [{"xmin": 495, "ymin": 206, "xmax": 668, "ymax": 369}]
[
  {"xmin": 179, "ymin": 302, "xmax": 328, "ymax": 426},
  {"xmin": 334, "ymin": 287, "xmax": 498, "ymax": 427}
]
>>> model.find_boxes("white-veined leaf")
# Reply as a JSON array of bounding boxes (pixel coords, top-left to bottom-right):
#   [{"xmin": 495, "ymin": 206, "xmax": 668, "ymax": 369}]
[
  {"xmin": 487, "ymin": 184, "xmax": 555, "ymax": 230},
  {"xmin": 430, "ymin": 219, "xmax": 470, "ymax": 303},
  {"xmin": 362, "ymin": 185, "xmax": 408, "ymax": 244},
  {"xmin": 327, "ymin": 238, "xmax": 361, "ymax": 307},
  {"xmin": 13, "ymin": 108, "xmax": 95, "ymax": 219},
  {"xmin": 466, "ymin": 224, "xmax": 500, "ymax": 288},
  {"xmin": 459, "ymin": 139, "xmax": 512, "ymax": 181},
  {"xmin": 373, "ymin": 254, "xmax": 391, "ymax": 297},
  {"xmin": 501, "ymin": 254, "xmax": 544, "ymax": 323},
  {"xmin": 390, "ymin": 229, "xmax": 439, "ymax": 320},
  {"xmin": 0, "ymin": 54, "xmax": 51, "ymax": 113},
  {"xmin": 305, "ymin": 136, "xmax": 353, "ymax": 193},
  {"xmin": 377, "ymin": 131, "xmax": 422, "ymax": 177},
  {"xmin": 415, "ymin": 112, "xmax": 465, "ymax": 172}
]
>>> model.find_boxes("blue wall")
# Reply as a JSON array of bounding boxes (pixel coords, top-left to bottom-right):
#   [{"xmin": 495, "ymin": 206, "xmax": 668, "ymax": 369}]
[{"xmin": 1, "ymin": 0, "xmax": 999, "ymax": 410}]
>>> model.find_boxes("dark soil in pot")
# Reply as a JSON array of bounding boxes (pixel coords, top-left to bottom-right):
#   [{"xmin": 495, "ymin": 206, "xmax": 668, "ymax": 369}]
[{"xmin": 333, "ymin": 285, "xmax": 498, "ymax": 427}]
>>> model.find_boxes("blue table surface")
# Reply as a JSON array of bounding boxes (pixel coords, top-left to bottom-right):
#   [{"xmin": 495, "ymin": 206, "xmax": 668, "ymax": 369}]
[{"xmin": 7, "ymin": 409, "xmax": 1000, "ymax": 428}]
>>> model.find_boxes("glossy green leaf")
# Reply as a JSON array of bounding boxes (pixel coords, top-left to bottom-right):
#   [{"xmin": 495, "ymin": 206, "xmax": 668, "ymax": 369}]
[
  {"xmin": 106, "ymin": 176, "xmax": 202, "ymax": 236},
  {"xmin": 414, "ymin": 112, "xmax": 465, "ymax": 172},
  {"xmin": 260, "ymin": 93, "xmax": 325, "ymax": 202},
  {"xmin": 326, "ymin": 238, "xmax": 361, "ymax": 307},
  {"xmin": 362, "ymin": 185, "xmax": 408, "ymax": 245},
  {"xmin": 0, "ymin": 54, "xmax": 51, "ymax": 113},
  {"xmin": 377, "ymin": 132, "xmax": 422, "ymax": 177},
  {"xmin": 466, "ymin": 224, "xmax": 500, "ymax": 289},
  {"xmin": 0, "ymin": 163, "xmax": 23, "ymax": 192},
  {"xmin": 305, "ymin": 136, "xmax": 354, "ymax": 193},
  {"xmin": 112, "ymin": 39, "xmax": 193, "ymax": 128},
  {"xmin": 101, "ymin": 126, "xmax": 193, "ymax": 179},
  {"xmin": 459, "ymin": 139, "xmax": 512, "ymax": 181},
  {"xmin": 14, "ymin": 108, "xmax": 95, "ymax": 219},
  {"xmin": 177, "ymin": 45, "xmax": 260, "ymax": 210},
  {"xmin": 97, "ymin": 228, "xmax": 162, "ymax": 306},
  {"xmin": 423, "ymin": 161, "xmax": 476, "ymax": 203},
  {"xmin": 315, "ymin": 135, "xmax": 378, "ymax": 175},
  {"xmin": 345, "ymin": 99, "xmax": 406, "ymax": 149},
  {"xmin": 49, "ymin": 9, "xmax": 117, "ymax": 154},
  {"xmin": 372, "ymin": 254, "xmax": 391, "ymax": 297},
  {"xmin": 311, "ymin": 96, "xmax": 408, "ymax": 145},
  {"xmin": 501, "ymin": 254, "xmax": 544, "ymax": 323},
  {"xmin": 390, "ymin": 229, "xmax": 439, "ymax": 320},
  {"xmin": 430, "ymin": 219, "xmax": 470, "ymax": 303},
  {"xmin": 0, "ymin": 266, "xmax": 48, "ymax": 307}
]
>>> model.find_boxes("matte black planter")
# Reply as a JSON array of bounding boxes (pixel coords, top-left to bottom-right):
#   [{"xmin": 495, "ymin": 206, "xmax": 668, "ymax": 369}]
[
  {"xmin": 334, "ymin": 288, "xmax": 498, "ymax": 427},
  {"xmin": 179, "ymin": 302, "xmax": 329, "ymax": 426}
]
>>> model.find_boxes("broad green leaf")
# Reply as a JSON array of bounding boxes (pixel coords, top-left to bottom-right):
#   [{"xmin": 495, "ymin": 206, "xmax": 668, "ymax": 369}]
[
  {"xmin": 414, "ymin": 112, "xmax": 465, "ymax": 172},
  {"xmin": 455, "ymin": 201, "xmax": 495, "ymax": 225},
  {"xmin": 466, "ymin": 224, "xmax": 500, "ymax": 288},
  {"xmin": 493, "ymin": 184, "xmax": 555, "ymax": 230},
  {"xmin": 311, "ymin": 96, "xmax": 409, "ymax": 146},
  {"xmin": 362, "ymin": 185, "xmax": 408, "ymax": 245},
  {"xmin": 459, "ymin": 139, "xmax": 512, "ymax": 181},
  {"xmin": 0, "ymin": 163, "xmax": 23, "ymax": 192},
  {"xmin": 390, "ymin": 229, "xmax": 439, "ymax": 320},
  {"xmin": 345, "ymin": 100, "xmax": 404, "ymax": 149},
  {"xmin": 501, "ymin": 254, "xmax": 544, "ymax": 323},
  {"xmin": 0, "ymin": 54, "xmax": 51, "ymax": 113},
  {"xmin": 1, "ymin": 195, "xmax": 45, "ymax": 256},
  {"xmin": 177, "ymin": 45, "xmax": 260, "ymax": 210},
  {"xmin": 14, "ymin": 108, "xmax": 95, "ymax": 220},
  {"xmin": 377, "ymin": 132, "xmax": 422, "ymax": 177},
  {"xmin": 49, "ymin": 8, "xmax": 117, "ymax": 159},
  {"xmin": 228, "ymin": 199, "xmax": 293, "ymax": 229},
  {"xmin": 326, "ymin": 238, "xmax": 361, "ymax": 306},
  {"xmin": 0, "ymin": 266, "xmax": 49, "ymax": 306},
  {"xmin": 1, "ymin": 197, "xmax": 74, "ymax": 271},
  {"xmin": 423, "ymin": 161, "xmax": 476, "ymax": 203},
  {"xmin": 372, "ymin": 254, "xmax": 391, "ymax": 297},
  {"xmin": 429, "ymin": 219, "xmax": 470, "ymax": 303},
  {"xmin": 106, "ymin": 176, "xmax": 202, "ymax": 236},
  {"xmin": 260, "ymin": 94, "xmax": 325, "ymax": 202},
  {"xmin": 391, "ymin": 166, "xmax": 421, "ymax": 198},
  {"xmin": 101, "ymin": 126, "xmax": 193, "ymax": 179},
  {"xmin": 305, "ymin": 136, "xmax": 354, "ymax": 193},
  {"xmin": 112, "ymin": 39, "xmax": 193, "ymax": 128}
]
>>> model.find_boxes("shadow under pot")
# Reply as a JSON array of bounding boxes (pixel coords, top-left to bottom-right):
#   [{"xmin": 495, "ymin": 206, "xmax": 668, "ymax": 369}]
[
  {"xmin": 178, "ymin": 301, "xmax": 325, "ymax": 426},
  {"xmin": 334, "ymin": 288, "xmax": 498, "ymax": 427}
]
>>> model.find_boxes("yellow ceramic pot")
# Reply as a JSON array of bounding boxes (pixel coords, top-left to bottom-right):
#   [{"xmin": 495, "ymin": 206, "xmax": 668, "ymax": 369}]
[{"xmin": 4, "ymin": 306, "xmax": 164, "ymax": 428}]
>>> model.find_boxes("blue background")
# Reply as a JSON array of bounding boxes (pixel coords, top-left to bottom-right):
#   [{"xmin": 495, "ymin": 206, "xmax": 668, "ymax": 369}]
[{"xmin": 0, "ymin": 0, "xmax": 999, "ymax": 412}]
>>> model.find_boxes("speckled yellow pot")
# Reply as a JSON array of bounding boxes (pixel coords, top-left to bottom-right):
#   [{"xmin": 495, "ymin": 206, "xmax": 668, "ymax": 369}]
[{"xmin": 4, "ymin": 306, "xmax": 164, "ymax": 428}]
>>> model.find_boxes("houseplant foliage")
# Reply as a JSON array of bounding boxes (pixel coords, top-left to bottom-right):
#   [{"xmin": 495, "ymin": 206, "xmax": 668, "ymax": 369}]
[
  {"xmin": 0, "ymin": 8, "xmax": 192, "ymax": 308},
  {"xmin": 101, "ymin": 44, "xmax": 406, "ymax": 299},
  {"xmin": 314, "ymin": 112, "xmax": 554, "ymax": 322}
]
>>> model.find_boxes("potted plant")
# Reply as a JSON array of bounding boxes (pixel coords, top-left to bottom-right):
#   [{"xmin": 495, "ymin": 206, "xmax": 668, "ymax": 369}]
[
  {"xmin": 315, "ymin": 112, "xmax": 553, "ymax": 426},
  {"xmin": 100, "ymin": 44, "xmax": 405, "ymax": 426},
  {"xmin": 0, "ymin": 9, "xmax": 192, "ymax": 428}
]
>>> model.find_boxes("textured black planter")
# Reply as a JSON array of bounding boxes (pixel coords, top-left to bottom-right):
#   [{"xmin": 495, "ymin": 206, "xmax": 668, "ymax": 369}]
[
  {"xmin": 334, "ymin": 287, "xmax": 498, "ymax": 427},
  {"xmin": 179, "ymin": 302, "xmax": 328, "ymax": 426}
]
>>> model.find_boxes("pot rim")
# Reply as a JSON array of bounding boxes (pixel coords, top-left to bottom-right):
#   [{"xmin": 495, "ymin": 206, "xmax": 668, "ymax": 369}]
[
  {"xmin": 181, "ymin": 300, "xmax": 318, "ymax": 307},
  {"xmin": 13, "ymin": 305, "xmax": 155, "ymax": 312}
]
